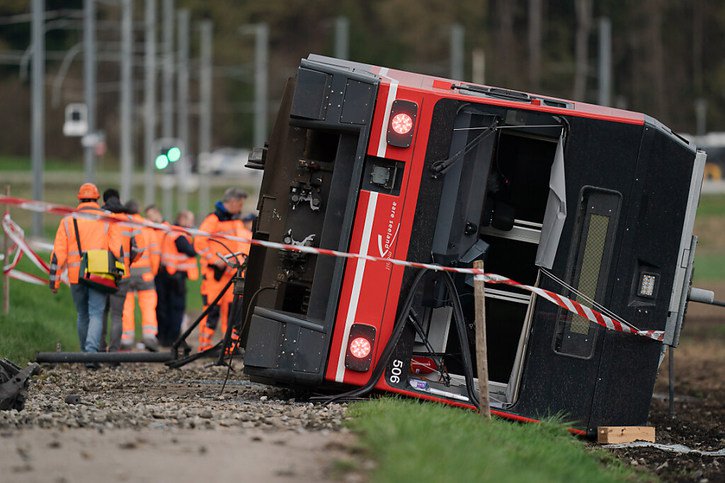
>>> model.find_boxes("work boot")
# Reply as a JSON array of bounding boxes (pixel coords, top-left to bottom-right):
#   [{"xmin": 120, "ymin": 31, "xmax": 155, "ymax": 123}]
[{"xmin": 143, "ymin": 337, "xmax": 159, "ymax": 352}]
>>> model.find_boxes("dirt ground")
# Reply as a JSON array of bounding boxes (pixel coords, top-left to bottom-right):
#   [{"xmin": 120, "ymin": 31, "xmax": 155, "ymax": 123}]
[
  {"xmin": 3, "ymin": 428, "xmax": 358, "ymax": 483},
  {"xmin": 606, "ymin": 288, "xmax": 725, "ymax": 482}
]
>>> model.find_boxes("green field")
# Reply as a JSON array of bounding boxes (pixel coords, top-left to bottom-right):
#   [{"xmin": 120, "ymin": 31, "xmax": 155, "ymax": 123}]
[
  {"xmin": 0, "ymin": 258, "xmax": 80, "ymax": 361},
  {"xmin": 347, "ymin": 398, "xmax": 648, "ymax": 483}
]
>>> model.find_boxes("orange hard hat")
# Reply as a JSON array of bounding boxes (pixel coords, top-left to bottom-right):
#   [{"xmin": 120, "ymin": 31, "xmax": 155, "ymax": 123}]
[{"xmin": 77, "ymin": 182, "xmax": 100, "ymax": 200}]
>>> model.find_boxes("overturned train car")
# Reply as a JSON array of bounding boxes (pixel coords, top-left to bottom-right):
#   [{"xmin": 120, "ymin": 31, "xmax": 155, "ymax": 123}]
[{"xmin": 241, "ymin": 55, "xmax": 705, "ymax": 435}]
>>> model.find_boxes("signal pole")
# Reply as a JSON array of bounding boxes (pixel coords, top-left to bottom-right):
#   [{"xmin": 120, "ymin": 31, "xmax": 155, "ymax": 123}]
[
  {"xmin": 31, "ymin": 0, "xmax": 45, "ymax": 238},
  {"xmin": 161, "ymin": 0, "xmax": 175, "ymax": 215},
  {"xmin": 162, "ymin": 0, "xmax": 174, "ymax": 140},
  {"xmin": 144, "ymin": 0, "xmax": 157, "ymax": 206},
  {"xmin": 83, "ymin": 0, "xmax": 96, "ymax": 183},
  {"xmin": 119, "ymin": 0, "xmax": 133, "ymax": 202}
]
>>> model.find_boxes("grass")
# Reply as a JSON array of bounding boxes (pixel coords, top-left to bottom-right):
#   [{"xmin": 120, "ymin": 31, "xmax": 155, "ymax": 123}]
[
  {"xmin": 693, "ymin": 253, "xmax": 725, "ymax": 281},
  {"xmin": 0, "ymin": 155, "xmax": 83, "ymax": 172},
  {"xmin": 0, "ymin": 255, "xmax": 204, "ymax": 363},
  {"xmin": 0, "ymin": 258, "xmax": 80, "ymax": 362},
  {"xmin": 347, "ymin": 398, "xmax": 649, "ymax": 483},
  {"xmin": 696, "ymin": 193, "xmax": 725, "ymax": 217}
]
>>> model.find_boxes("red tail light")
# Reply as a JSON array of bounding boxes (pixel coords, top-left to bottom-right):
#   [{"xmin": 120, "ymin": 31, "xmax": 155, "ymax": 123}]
[
  {"xmin": 386, "ymin": 100, "xmax": 418, "ymax": 148},
  {"xmin": 345, "ymin": 324, "xmax": 376, "ymax": 372},
  {"xmin": 349, "ymin": 337, "xmax": 372, "ymax": 359}
]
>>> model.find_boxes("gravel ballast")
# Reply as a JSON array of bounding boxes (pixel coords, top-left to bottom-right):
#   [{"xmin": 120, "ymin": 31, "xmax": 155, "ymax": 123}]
[
  {"xmin": 0, "ymin": 362, "xmax": 346, "ymax": 432},
  {"xmin": 0, "ymin": 362, "xmax": 358, "ymax": 483}
]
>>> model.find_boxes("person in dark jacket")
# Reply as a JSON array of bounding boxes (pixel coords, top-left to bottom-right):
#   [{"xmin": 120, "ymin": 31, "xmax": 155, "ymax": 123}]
[
  {"xmin": 101, "ymin": 188, "xmax": 126, "ymax": 353},
  {"xmin": 156, "ymin": 210, "xmax": 198, "ymax": 346}
]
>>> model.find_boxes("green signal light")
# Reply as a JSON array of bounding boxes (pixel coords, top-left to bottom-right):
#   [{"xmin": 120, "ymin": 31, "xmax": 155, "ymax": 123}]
[
  {"xmin": 167, "ymin": 146, "xmax": 182, "ymax": 162},
  {"xmin": 155, "ymin": 154, "xmax": 169, "ymax": 170}
]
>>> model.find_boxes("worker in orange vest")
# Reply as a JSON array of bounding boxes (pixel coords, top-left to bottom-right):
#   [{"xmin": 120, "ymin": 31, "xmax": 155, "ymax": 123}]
[
  {"xmin": 120, "ymin": 200, "xmax": 160, "ymax": 351},
  {"xmin": 50, "ymin": 183, "xmax": 122, "ymax": 364},
  {"xmin": 157, "ymin": 210, "xmax": 198, "ymax": 346},
  {"xmin": 194, "ymin": 188, "xmax": 251, "ymax": 352}
]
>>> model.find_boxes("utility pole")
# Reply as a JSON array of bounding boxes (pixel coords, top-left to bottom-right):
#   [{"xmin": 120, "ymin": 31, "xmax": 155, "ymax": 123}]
[
  {"xmin": 83, "ymin": 0, "xmax": 96, "ymax": 183},
  {"xmin": 450, "ymin": 23, "xmax": 464, "ymax": 80},
  {"xmin": 573, "ymin": 0, "xmax": 593, "ymax": 101},
  {"xmin": 119, "ymin": 0, "xmax": 133, "ymax": 202},
  {"xmin": 334, "ymin": 16, "xmax": 349, "ymax": 59},
  {"xmin": 198, "ymin": 20, "xmax": 213, "ymax": 219},
  {"xmin": 255, "ymin": 23, "xmax": 269, "ymax": 148},
  {"xmin": 472, "ymin": 49, "xmax": 485, "ymax": 85},
  {"xmin": 242, "ymin": 23, "xmax": 269, "ymax": 149},
  {"xmin": 144, "ymin": 0, "xmax": 157, "ymax": 207},
  {"xmin": 161, "ymin": 0, "xmax": 174, "ymax": 215},
  {"xmin": 598, "ymin": 17, "xmax": 612, "ymax": 106},
  {"xmin": 528, "ymin": 0, "xmax": 542, "ymax": 90},
  {"xmin": 31, "ymin": 0, "xmax": 45, "ymax": 239},
  {"xmin": 695, "ymin": 99, "xmax": 707, "ymax": 137},
  {"xmin": 176, "ymin": 9, "xmax": 190, "ymax": 212}
]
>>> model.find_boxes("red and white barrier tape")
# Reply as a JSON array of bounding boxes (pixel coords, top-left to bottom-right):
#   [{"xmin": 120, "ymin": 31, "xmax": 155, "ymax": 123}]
[
  {"xmin": 1, "ymin": 213, "xmax": 65, "ymax": 286},
  {"xmin": 0, "ymin": 195, "xmax": 664, "ymax": 342}
]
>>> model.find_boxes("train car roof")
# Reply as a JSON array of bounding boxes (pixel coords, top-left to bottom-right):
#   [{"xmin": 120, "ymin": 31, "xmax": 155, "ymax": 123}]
[{"xmin": 306, "ymin": 54, "xmax": 650, "ymax": 127}]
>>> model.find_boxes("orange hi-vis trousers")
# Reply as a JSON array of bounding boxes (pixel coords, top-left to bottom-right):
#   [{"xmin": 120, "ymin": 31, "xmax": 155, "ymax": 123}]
[
  {"xmin": 121, "ymin": 270, "xmax": 158, "ymax": 344},
  {"xmin": 198, "ymin": 299, "xmax": 230, "ymax": 352}
]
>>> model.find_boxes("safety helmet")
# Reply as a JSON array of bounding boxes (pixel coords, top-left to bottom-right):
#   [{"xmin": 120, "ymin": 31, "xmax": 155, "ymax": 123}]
[{"xmin": 77, "ymin": 182, "xmax": 100, "ymax": 200}]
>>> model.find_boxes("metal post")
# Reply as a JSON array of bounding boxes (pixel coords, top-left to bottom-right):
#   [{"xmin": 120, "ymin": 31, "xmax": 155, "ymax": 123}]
[
  {"xmin": 2, "ymin": 186, "xmax": 10, "ymax": 314},
  {"xmin": 162, "ymin": 0, "xmax": 174, "ymax": 139},
  {"xmin": 161, "ymin": 175, "xmax": 173, "ymax": 221},
  {"xmin": 176, "ymin": 9, "xmax": 190, "ymax": 212},
  {"xmin": 528, "ymin": 0, "xmax": 542, "ymax": 89},
  {"xmin": 598, "ymin": 17, "xmax": 612, "ymax": 106},
  {"xmin": 450, "ymin": 23, "xmax": 464, "ymax": 80},
  {"xmin": 119, "ymin": 0, "xmax": 133, "ymax": 202},
  {"xmin": 473, "ymin": 260, "xmax": 490, "ymax": 418},
  {"xmin": 83, "ymin": 0, "xmax": 96, "ymax": 183},
  {"xmin": 162, "ymin": 0, "xmax": 175, "ymax": 215},
  {"xmin": 695, "ymin": 98, "xmax": 707, "ymax": 137},
  {"xmin": 143, "ymin": 0, "xmax": 157, "ymax": 207},
  {"xmin": 31, "ymin": 0, "xmax": 45, "ymax": 239},
  {"xmin": 334, "ymin": 16, "xmax": 349, "ymax": 59},
  {"xmin": 198, "ymin": 20, "xmax": 213, "ymax": 220},
  {"xmin": 472, "ymin": 48, "xmax": 485, "ymax": 85},
  {"xmin": 253, "ymin": 23, "xmax": 268, "ymax": 149}
]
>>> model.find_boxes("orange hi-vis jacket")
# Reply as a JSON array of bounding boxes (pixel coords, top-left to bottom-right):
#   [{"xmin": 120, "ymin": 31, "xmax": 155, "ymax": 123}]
[
  {"xmin": 195, "ymin": 211, "xmax": 251, "ymax": 300},
  {"xmin": 195, "ymin": 214, "xmax": 251, "ymax": 271},
  {"xmin": 50, "ymin": 202, "xmax": 123, "ymax": 289},
  {"xmin": 124, "ymin": 214, "xmax": 159, "ymax": 277},
  {"xmin": 161, "ymin": 231, "xmax": 199, "ymax": 280}
]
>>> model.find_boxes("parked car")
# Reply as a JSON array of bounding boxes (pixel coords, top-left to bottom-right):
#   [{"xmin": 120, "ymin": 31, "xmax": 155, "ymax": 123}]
[{"xmin": 199, "ymin": 148, "xmax": 259, "ymax": 178}]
